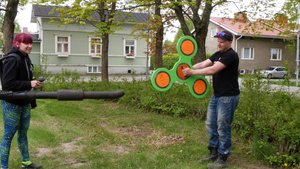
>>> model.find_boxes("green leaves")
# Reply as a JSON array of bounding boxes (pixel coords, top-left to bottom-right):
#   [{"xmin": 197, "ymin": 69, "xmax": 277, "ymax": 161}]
[{"xmin": 233, "ymin": 74, "xmax": 300, "ymax": 167}]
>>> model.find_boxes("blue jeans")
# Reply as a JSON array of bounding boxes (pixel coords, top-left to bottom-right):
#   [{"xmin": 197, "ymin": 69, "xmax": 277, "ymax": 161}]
[
  {"xmin": 206, "ymin": 95, "xmax": 239, "ymax": 157},
  {"xmin": 0, "ymin": 101, "xmax": 31, "ymax": 169}
]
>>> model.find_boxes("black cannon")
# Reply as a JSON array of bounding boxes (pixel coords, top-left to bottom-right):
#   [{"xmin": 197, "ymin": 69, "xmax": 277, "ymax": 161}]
[{"xmin": 0, "ymin": 90, "xmax": 125, "ymax": 101}]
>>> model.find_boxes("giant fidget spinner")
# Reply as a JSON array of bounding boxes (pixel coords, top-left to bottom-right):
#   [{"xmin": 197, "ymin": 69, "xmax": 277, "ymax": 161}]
[{"xmin": 151, "ymin": 36, "xmax": 209, "ymax": 99}]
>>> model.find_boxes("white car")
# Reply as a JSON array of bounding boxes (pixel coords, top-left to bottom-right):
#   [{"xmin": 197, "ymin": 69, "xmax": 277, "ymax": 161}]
[{"xmin": 260, "ymin": 66, "xmax": 288, "ymax": 79}]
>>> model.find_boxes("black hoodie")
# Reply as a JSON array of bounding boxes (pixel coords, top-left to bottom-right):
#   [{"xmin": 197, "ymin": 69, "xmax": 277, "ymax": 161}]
[{"xmin": 2, "ymin": 47, "xmax": 34, "ymax": 106}]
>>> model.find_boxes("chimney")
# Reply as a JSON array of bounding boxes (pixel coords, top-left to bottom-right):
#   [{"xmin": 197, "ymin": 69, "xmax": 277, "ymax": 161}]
[
  {"xmin": 234, "ymin": 12, "xmax": 249, "ymax": 22},
  {"xmin": 22, "ymin": 27, "xmax": 29, "ymax": 33}
]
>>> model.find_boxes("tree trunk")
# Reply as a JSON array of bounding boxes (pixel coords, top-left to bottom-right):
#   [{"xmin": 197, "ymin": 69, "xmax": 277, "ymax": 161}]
[
  {"xmin": 194, "ymin": 2, "xmax": 212, "ymax": 62},
  {"xmin": 172, "ymin": 0, "xmax": 213, "ymax": 62},
  {"xmin": 2, "ymin": 0, "xmax": 19, "ymax": 54},
  {"xmin": 154, "ymin": 0, "xmax": 163, "ymax": 68},
  {"xmin": 97, "ymin": 1, "xmax": 116, "ymax": 82},
  {"xmin": 101, "ymin": 33, "xmax": 109, "ymax": 81}
]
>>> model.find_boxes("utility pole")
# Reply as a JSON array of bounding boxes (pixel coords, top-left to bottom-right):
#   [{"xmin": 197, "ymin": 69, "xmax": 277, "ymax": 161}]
[{"xmin": 296, "ymin": 3, "xmax": 300, "ymax": 86}]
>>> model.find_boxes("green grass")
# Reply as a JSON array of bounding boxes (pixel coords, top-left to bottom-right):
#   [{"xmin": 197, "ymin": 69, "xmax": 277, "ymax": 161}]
[{"xmin": 0, "ymin": 99, "xmax": 270, "ymax": 169}]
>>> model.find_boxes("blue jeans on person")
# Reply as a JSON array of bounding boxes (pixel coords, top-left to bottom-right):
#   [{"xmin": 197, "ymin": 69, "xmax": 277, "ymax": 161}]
[
  {"xmin": 206, "ymin": 95, "xmax": 239, "ymax": 157},
  {"xmin": 0, "ymin": 100, "xmax": 31, "ymax": 169}
]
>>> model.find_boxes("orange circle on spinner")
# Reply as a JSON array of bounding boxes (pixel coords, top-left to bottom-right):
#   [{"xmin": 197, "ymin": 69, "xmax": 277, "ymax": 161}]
[
  {"xmin": 155, "ymin": 72, "xmax": 171, "ymax": 88},
  {"xmin": 181, "ymin": 40, "xmax": 195, "ymax": 56},
  {"xmin": 193, "ymin": 79, "xmax": 207, "ymax": 95},
  {"xmin": 176, "ymin": 63, "xmax": 190, "ymax": 80}
]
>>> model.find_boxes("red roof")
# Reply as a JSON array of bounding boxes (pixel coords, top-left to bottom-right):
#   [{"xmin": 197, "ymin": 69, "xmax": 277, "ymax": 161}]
[{"xmin": 210, "ymin": 17, "xmax": 288, "ymax": 38}]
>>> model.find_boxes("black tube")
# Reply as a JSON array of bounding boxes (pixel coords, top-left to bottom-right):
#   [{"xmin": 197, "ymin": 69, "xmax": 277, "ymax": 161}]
[{"xmin": 0, "ymin": 90, "xmax": 125, "ymax": 100}]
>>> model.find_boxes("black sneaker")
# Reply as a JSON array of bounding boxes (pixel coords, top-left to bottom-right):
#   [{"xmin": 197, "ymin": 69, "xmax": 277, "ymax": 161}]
[
  {"xmin": 207, "ymin": 157, "xmax": 228, "ymax": 169},
  {"xmin": 21, "ymin": 162, "xmax": 42, "ymax": 169}
]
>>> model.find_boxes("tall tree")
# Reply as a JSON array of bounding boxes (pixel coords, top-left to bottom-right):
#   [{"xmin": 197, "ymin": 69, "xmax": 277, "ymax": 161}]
[
  {"xmin": 154, "ymin": 0, "xmax": 163, "ymax": 68},
  {"xmin": 169, "ymin": 0, "xmax": 277, "ymax": 61},
  {"xmin": 2, "ymin": 0, "xmax": 19, "ymax": 54},
  {"xmin": 126, "ymin": 0, "xmax": 165, "ymax": 68},
  {"xmin": 171, "ymin": 0, "xmax": 212, "ymax": 61}
]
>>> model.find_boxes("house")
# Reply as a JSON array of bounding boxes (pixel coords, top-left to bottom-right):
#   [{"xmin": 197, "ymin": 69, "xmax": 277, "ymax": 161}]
[
  {"xmin": 30, "ymin": 5, "xmax": 149, "ymax": 75},
  {"xmin": 206, "ymin": 12, "xmax": 295, "ymax": 74}
]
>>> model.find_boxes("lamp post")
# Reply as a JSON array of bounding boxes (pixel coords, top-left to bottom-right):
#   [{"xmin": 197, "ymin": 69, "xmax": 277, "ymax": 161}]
[
  {"xmin": 296, "ymin": 3, "xmax": 300, "ymax": 86},
  {"xmin": 296, "ymin": 33, "xmax": 299, "ymax": 86}
]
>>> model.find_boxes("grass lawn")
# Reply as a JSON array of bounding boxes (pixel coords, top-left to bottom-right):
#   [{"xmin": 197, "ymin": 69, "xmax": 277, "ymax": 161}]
[{"xmin": 0, "ymin": 100, "xmax": 271, "ymax": 169}]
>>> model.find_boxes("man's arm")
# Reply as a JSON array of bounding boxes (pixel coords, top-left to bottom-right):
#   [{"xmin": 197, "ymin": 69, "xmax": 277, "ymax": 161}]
[
  {"xmin": 192, "ymin": 59, "xmax": 213, "ymax": 69},
  {"xmin": 183, "ymin": 61, "xmax": 226, "ymax": 76}
]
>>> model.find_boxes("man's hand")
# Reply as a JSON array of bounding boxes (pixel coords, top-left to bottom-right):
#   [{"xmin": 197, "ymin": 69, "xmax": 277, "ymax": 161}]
[
  {"xmin": 31, "ymin": 80, "xmax": 43, "ymax": 89},
  {"xmin": 183, "ymin": 68, "xmax": 193, "ymax": 77}
]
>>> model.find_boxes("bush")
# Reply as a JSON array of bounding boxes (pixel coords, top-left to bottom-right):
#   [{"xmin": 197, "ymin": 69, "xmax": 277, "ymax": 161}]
[
  {"xmin": 150, "ymin": 53, "xmax": 179, "ymax": 70},
  {"xmin": 38, "ymin": 69, "xmax": 210, "ymax": 117},
  {"xmin": 118, "ymin": 81, "xmax": 210, "ymax": 117},
  {"xmin": 233, "ymin": 73, "xmax": 300, "ymax": 167}
]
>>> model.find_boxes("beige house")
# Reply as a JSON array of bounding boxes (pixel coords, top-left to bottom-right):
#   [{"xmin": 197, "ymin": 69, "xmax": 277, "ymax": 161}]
[{"xmin": 206, "ymin": 13, "xmax": 295, "ymax": 74}]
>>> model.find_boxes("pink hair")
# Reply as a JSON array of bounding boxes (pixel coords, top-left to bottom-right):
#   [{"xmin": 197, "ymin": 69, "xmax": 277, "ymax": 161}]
[{"xmin": 13, "ymin": 33, "xmax": 33, "ymax": 48}]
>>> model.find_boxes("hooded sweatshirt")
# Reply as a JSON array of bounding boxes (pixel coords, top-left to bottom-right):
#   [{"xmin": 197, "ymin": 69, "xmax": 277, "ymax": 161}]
[{"xmin": 1, "ymin": 47, "xmax": 34, "ymax": 106}]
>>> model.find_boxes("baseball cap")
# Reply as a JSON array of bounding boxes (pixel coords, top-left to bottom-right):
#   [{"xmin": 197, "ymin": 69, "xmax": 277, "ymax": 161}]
[{"xmin": 214, "ymin": 31, "xmax": 233, "ymax": 41}]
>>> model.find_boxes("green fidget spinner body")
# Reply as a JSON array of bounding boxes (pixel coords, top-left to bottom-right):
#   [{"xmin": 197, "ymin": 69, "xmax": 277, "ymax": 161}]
[{"xmin": 150, "ymin": 36, "xmax": 209, "ymax": 99}]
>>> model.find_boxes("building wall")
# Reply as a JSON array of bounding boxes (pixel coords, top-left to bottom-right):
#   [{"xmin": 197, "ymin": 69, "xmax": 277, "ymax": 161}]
[
  {"xmin": 237, "ymin": 37, "xmax": 295, "ymax": 71},
  {"xmin": 206, "ymin": 22, "xmax": 295, "ymax": 72},
  {"xmin": 38, "ymin": 18, "xmax": 149, "ymax": 74},
  {"xmin": 30, "ymin": 41, "xmax": 41, "ymax": 65}
]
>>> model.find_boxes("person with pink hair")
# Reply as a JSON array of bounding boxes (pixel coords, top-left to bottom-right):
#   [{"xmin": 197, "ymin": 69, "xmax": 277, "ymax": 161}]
[{"xmin": 0, "ymin": 33, "xmax": 42, "ymax": 169}]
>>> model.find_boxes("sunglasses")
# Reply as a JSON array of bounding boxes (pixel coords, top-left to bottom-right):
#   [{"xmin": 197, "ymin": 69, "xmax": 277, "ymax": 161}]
[
  {"xmin": 215, "ymin": 31, "xmax": 232, "ymax": 41},
  {"xmin": 216, "ymin": 32, "xmax": 227, "ymax": 37}
]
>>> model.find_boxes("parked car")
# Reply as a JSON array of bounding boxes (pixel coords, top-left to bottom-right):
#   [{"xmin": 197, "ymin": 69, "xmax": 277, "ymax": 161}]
[{"xmin": 260, "ymin": 66, "xmax": 288, "ymax": 79}]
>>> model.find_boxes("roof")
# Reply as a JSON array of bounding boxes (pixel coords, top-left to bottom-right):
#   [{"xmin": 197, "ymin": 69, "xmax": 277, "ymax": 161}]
[
  {"xmin": 210, "ymin": 17, "xmax": 291, "ymax": 39},
  {"xmin": 31, "ymin": 4, "xmax": 149, "ymax": 23}
]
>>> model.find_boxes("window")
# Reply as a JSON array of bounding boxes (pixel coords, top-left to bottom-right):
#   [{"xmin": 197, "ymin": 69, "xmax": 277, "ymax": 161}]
[
  {"xmin": 210, "ymin": 28, "xmax": 218, "ymax": 37},
  {"xmin": 89, "ymin": 37, "xmax": 102, "ymax": 57},
  {"xmin": 56, "ymin": 36, "xmax": 70, "ymax": 54},
  {"xmin": 241, "ymin": 47, "xmax": 254, "ymax": 60},
  {"xmin": 87, "ymin": 65, "xmax": 100, "ymax": 73},
  {"xmin": 270, "ymin": 48, "xmax": 282, "ymax": 60},
  {"xmin": 124, "ymin": 39, "xmax": 136, "ymax": 57}
]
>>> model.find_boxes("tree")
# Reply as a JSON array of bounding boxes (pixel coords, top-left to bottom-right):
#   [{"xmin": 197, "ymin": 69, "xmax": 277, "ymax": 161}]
[
  {"xmin": 169, "ymin": 0, "xmax": 277, "ymax": 61},
  {"xmin": 2, "ymin": 0, "xmax": 19, "ymax": 54},
  {"xmin": 1, "ymin": 0, "xmax": 25, "ymax": 54},
  {"xmin": 153, "ymin": 0, "xmax": 164, "ymax": 68},
  {"xmin": 126, "ymin": 0, "xmax": 165, "ymax": 69},
  {"xmin": 280, "ymin": 0, "xmax": 299, "ymax": 32},
  {"xmin": 170, "ymin": 0, "xmax": 213, "ymax": 61}
]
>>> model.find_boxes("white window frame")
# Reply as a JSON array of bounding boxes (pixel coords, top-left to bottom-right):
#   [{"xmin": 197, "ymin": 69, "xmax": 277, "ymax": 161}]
[
  {"xmin": 210, "ymin": 28, "xmax": 218, "ymax": 37},
  {"xmin": 87, "ymin": 65, "xmax": 101, "ymax": 73},
  {"xmin": 270, "ymin": 48, "xmax": 282, "ymax": 61},
  {"xmin": 124, "ymin": 39, "xmax": 136, "ymax": 58},
  {"xmin": 241, "ymin": 47, "xmax": 254, "ymax": 60},
  {"xmin": 55, "ymin": 35, "xmax": 70, "ymax": 56},
  {"xmin": 89, "ymin": 37, "xmax": 102, "ymax": 58}
]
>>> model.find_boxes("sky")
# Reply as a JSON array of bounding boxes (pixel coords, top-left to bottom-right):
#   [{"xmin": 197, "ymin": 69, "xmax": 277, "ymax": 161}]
[
  {"xmin": 16, "ymin": 3, "xmax": 37, "ymax": 33},
  {"xmin": 16, "ymin": 0, "xmax": 286, "ymax": 41}
]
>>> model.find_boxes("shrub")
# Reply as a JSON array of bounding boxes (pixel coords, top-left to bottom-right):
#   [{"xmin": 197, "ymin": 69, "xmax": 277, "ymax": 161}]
[
  {"xmin": 118, "ymin": 81, "xmax": 210, "ymax": 117},
  {"xmin": 38, "ymin": 68, "xmax": 210, "ymax": 118},
  {"xmin": 233, "ymin": 73, "xmax": 300, "ymax": 167}
]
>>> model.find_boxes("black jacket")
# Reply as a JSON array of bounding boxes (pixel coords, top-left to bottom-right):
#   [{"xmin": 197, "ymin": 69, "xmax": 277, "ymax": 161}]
[{"xmin": 2, "ymin": 48, "xmax": 34, "ymax": 106}]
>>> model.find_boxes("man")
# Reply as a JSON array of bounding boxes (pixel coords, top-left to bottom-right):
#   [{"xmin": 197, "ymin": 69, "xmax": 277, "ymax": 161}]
[{"xmin": 183, "ymin": 30, "xmax": 240, "ymax": 169}]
